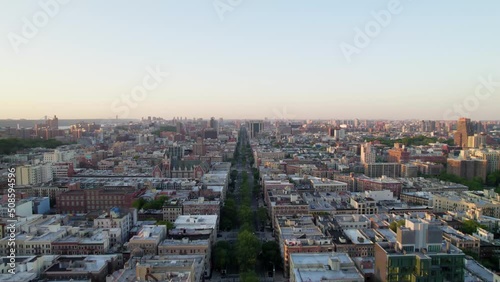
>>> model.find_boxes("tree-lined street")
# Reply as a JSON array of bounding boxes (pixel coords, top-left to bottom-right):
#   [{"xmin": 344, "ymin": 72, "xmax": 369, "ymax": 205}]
[{"xmin": 213, "ymin": 127, "xmax": 283, "ymax": 281}]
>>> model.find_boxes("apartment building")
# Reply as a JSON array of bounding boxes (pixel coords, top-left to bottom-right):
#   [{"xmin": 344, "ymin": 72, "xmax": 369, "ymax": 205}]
[
  {"xmin": 56, "ymin": 187, "xmax": 145, "ymax": 213},
  {"xmin": 158, "ymin": 238, "xmax": 211, "ymax": 277},
  {"xmin": 0, "ymin": 228, "xmax": 68, "ymax": 256},
  {"xmin": 127, "ymin": 225, "xmax": 167, "ymax": 255},
  {"xmin": 275, "ymin": 215, "xmax": 334, "ymax": 277},
  {"xmin": 163, "ymin": 200, "xmax": 183, "ymax": 222},
  {"xmin": 94, "ymin": 207, "xmax": 134, "ymax": 245},
  {"xmin": 433, "ymin": 192, "xmax": 500, "ymax": 218},
  {"xmin": 309, "ymin": 177, "xmax": 348, "ymax": 192},
  {"xmin": 356, "ymin": 176, "xmax": 403, "ymax": 198},
  {"xmin": 374, "ymin": 219, "xmax": 464, "ymax": 282},
  {"xmin": 289, "ymin": 253, "xmax": 364, "ymax": 282},
  {"xmin": 182, "ymin": 197, "xmax": 220, "ymax": 218},
  {"xmin": 52, "ymin": 229, "xmax": 110, "ymax": 255}
]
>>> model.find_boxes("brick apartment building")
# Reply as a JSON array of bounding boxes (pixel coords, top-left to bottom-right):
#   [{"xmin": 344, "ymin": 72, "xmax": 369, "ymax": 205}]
[
  {"xmin": 356, "ymin": 176, "xmax": 403, "ymax": 198},
  {"xmin": 56, "ymin": 187, "xmax": 145, "ymax": 213},
  {"xmin": 447, "ymin": 158, "xmax": 487, "ymax": 182},
  {"xmin": 182, "ymin": 197, "xmax": 220, "ymax": 218},
  {"xmin": 387, "ymin": 144, "xmax": 410, "ymax": 163}
]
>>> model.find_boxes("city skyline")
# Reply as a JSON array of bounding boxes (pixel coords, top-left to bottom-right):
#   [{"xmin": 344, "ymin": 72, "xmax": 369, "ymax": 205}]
[{"xmin": 2, "ymin": 1, "xmax": 500, "ymax": 120}]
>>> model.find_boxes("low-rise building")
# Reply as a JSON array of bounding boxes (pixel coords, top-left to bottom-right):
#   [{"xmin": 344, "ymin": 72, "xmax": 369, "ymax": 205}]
[
  {"xmin": 0, "ymin": 228, "xmax": 68, "ymax": 256},
  {"xmin": 94, "ymin": 207, "xmax": 134, "ymax": 245},
  {"xmin": 127, "ymin": 225, "xmax": 167, "ymax": 255},
  {"xmin": 158, "ymin": 238, "xmax": 211, "ymax": 277},
  {"xmin": 183, "ymin": 197, "xmax": 220, "ymax": 219},
  {"xmin": 309, "ymin": 177, "xmax": 348, "ymax": 192},
  {"xmin": 174, "ymin": 215, "xmax": 218, "ymax": 245},
  {"xmin": 289, "ymin": 253, "xmax": 364, "ymax": 282},
  {"xmin": 268, "ymin": 193, "xmax": 309, "ymax": 227},
  {"xmin": 275, "ymin": 215, "xmax": 334, "ymax": 277},
  {"xmin": 163, "ymin": 200, "xmax": 183, "ymax": 222},
  {"xmin": 357, "ymin": 176, "xmax": 403, "ymax": 198},
  {"xmin": 400, "ymin": 192, "xmax": 433, "ymax": 206},
  {"xmin": 43, "ymin": 254, "xmax": 122, "ymax": 282},
  {"xmin": 350, "ymin": 196, "xmax": 378, "ymax": 215},
  {"xmin": 441, "ymin": 226, "xmax": 480, "ymax": 255},
  {"xmin": 52, "ymin": 229, "xmax": 111, "ymax": 255},
  {"xmin": 116, "ymin": 255, "xmax": 204, "ymax": 282}
]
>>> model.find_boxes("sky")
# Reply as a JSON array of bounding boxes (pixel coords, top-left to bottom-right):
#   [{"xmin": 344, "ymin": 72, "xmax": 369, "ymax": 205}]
[{"xmin": 1, "ymin": 0, "xmax": 500, "ymax": 120}]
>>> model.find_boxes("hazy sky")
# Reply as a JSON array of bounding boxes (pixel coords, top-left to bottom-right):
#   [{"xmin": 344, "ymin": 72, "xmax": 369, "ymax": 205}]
[{"xmin": 1, "ymin": 0, "xmax": 500, "ymax": 120}]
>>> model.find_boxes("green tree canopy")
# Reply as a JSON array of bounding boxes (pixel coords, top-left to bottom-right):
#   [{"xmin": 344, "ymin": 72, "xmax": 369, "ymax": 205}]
[
  {"xmin": 0, "ymin": 138, "xmax": 66, "ymax": 155},
  {"xmin": 236, "ymin": 230, "xmax": 261, "ymax": 272},
  {"xmin": 240, "ymin": 271, "xmax": 259, "ymax": 282},
  {"xmin": 461, "ymin": 220, "xmax": 486, "ymax": 235},
  {"xmin": 390, "ymin": 220, "xmax": 406, "ymax": 233},
  {"xmin": 156, "ymin": 220, "xmax": 175, "ymax": 230},
  {"xmin": 257, "ymin": 207, "xmax": 268, "ymax": 226},
  {"xmin": 261, "ymin": 241, "xmax": 281, "ymax": 269},
  {"xmin": 215, "ymin": 241, "xmax": 233, "ymax": 270}
]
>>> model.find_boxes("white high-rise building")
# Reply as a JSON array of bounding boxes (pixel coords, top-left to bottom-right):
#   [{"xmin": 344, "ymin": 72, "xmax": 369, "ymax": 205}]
[
  {"xmin": 361, "ymin": 142, "xmax": 376, "ymax": 164},
  {"xmin": 334, "ymin": 129, "xmax": 346, "ymax": 140},
  {"xmin": 467, "ymin": 134, "xmax": 487, "ymax": 149},
  {"xmin": 16, "ymin": 165, "xmax": 40, "ymax": 185},
  {"xmin": 471, "ymin": 149, "xmax": 500, "ymax": 174},
  {"xmin": 16, "ymin": 164, "xmax": 53, "ymax": 185},
  {"xmin": 43, "ymin": 150, "xmax": 76, "ymax": 163}
]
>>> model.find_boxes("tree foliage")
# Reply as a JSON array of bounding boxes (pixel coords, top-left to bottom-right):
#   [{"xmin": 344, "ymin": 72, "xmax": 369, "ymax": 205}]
[
  {"xmin": 460, "ymin": 220, "xmax": 486, "ymax": 235},
  {"xmin": 220, "ymin": 197, "xmax": 239, "ymax": 231},
  {"xmin": 390, "ymin": 220, "xmax": 406, "ymax": 232},
  {"xmin": 486, "ymin": 171, "xmax": 500, "ymax": 188},
  {"xmin": 237, "ymin": 230, "xmax": 261, "ymax": 272},
  {"xmin": 132, "ymin": 198, "xmax": 147, "ymax": 209},
  {"xmin": 239, "ymin": 205, "xmax": 254, "ymax": 228},
  {"xmin": 240, "ymin": 271, "xmax": 259, "ymax": 282},
  {"xmin": 260, "ymin": 241, "xmax": 281, "ymax": 269},
  {"xmin": 156, "ymin": 220, "xmax": 175, "ymax": 230},
  {"xmin": 151, "ymin": 125, "xmax": 177, "ymax": 136},
  {"xmin": 257, "ymin": 207, "xmax": 268, "ymax": 226},
  {"xmin": 133, "ymin": 196, "xmax": 168, "ymax": 210},
  {"xmin": 215, "ymin": 241, "xmax": 235, "ymax": 270},
  {"xmin": 0, "ymin": 138, "xmax": 65, "ymax": 155},
  {"xmin": 436, "ymin": 172, "xmax": 484, "ymax": 191}
]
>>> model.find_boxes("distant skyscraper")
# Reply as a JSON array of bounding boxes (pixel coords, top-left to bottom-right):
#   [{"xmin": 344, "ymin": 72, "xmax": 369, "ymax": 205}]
[
  {"xmin": 454, "ymin": 118, "xmax": 474, "ymax": 148},
  {"xmin": 249, "ymin": 120, "xmax": 264, "ymax": 139},
  {"xmin": 354, "ymin": 118, "xmax": 360, "ymax": 128},
  {"xmin": 209, "ymin": 117, "xmax": 219, "ymax": 135},
  {"xmin": 361, "ymin": 142, "xmax": 376, "ymax": 164},
  {"xmin": 209, "ymin": 117, "xmax": 217, "ymax": 129},
  {"xmin": 334, "ymin": 129, "xmax": 346, "ymax": 141},
  {"xmin": 47, "ymin": 115, "xmax": 58, "ymax": 129}
]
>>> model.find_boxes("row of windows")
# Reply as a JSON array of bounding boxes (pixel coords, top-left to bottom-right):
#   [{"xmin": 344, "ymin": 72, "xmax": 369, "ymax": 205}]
[
  {"xmin": 53, "ymin": 245, "xmax": 104, "ymax": 249},
  {"xmin": 18, "ymin": 244, "xmax": 50, "ymax": 249},
  {"xmin": 159, "ymin": 249, "xmax": 207, "ymax": 254}
]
